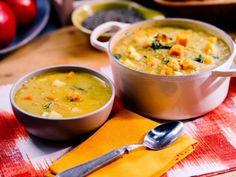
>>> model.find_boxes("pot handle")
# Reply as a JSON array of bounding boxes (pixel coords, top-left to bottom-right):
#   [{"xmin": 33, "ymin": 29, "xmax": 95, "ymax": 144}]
[
  {"xmin": 212, "ymin": 69, "xmax": 236, "ymax": 77},
  {"xmin": 211, "ymin": 41, "xmax": 236, "ymax": 77},
  {"xmin": 90, "ymin": 21, "xmax": 130, "ymax": 52}
]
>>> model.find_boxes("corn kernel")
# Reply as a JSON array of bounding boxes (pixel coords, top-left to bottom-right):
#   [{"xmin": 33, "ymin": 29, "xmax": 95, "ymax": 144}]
[
  {"xmin": 185, "ymin": 29, "xmax": 192, "ymax": 34},
  {"xmin": 204, "ymin": 55, "xmax": 213, "ymax": 64},
  {"xmin": 145, "ymin": 58, "xmax": 157, "ymax": 69},
  {"xmin": 204, "ymin": 42, "xmax": 215, "ymax": 54},
  {"xmin": 208, "ymin": 37, "xmax": 217, "ymax": 43},
  {"xmin": 160, "ymin": 65, "xmax": 174, "ymax": 75},
  {"xmin": 167, "ymin": 59, "xmax": 180, "ymax": 71},
  {"xmin": 181, "ymin": 59, "xmax": 196, "ymax": 70}
]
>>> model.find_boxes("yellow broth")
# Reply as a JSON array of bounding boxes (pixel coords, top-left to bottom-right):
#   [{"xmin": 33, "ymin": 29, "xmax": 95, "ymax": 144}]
[
  {"xmin": 14, "ymin": 71, "xmax": 112, "ymax": 118},
  {"xmin": 112, "ymin": 26, "xmax": 230, "ymax": 75}
]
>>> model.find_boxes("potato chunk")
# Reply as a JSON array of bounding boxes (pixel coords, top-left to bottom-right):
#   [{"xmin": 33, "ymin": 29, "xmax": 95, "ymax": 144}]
[
  {"xmin": 52, "ymin": 79, "xmax": 66, "ymax": 87},
  {"xmin": 128, "ymin": 46, "xmax": 142, "ymax": 60}
]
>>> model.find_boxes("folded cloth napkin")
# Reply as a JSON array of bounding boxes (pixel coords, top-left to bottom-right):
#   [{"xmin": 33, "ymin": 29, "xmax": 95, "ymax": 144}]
[{"xmin": 45, "ymin": 110, "xmax": 197, "ymax": 177}]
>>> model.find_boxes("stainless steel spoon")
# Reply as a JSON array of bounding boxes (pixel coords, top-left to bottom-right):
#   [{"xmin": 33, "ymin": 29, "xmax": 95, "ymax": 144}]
[{"xmin": 56, "ymin": 121, "xmax": 184, "ymax": 177}]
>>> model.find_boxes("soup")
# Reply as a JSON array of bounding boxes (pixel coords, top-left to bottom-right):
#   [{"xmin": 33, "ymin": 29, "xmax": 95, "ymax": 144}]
[
  {"xmin": 112, "ymin": 26, "xmax": 230, "ymax": 75},
  {"xmin": 14, "ymin": 71, "xmax": 112, "ymax": 118}
]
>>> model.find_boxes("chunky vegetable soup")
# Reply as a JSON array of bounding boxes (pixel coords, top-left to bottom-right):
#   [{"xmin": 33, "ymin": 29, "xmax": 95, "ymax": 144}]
[
  {"xmin": 14, "ymin": 71, "xmax": 112, "ymax": 118},
  {"xmin": 112, "ymin": 26, "xmax": 230, "ymax": 75}
]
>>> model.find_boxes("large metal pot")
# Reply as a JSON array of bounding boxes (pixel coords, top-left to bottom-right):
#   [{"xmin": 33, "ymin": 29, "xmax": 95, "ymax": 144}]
[{"xmin": 90, "ymin": 18, "xmax": 236, "ymax": 120}]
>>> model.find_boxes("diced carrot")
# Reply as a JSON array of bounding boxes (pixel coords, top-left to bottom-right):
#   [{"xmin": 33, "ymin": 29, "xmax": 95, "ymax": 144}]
[
  {"xmin": 68, "ymin": 93, "xmax": 80, "ymax": 102},
  {"xmin": 169, "ymin": 44, "xmax": 184, "ymax": 57},
  {"xmin": 176, "ymin": 34, "xmax": 189, "ymax": 47},
  {"xmin": 67, "ymin": 71, "xmax": 75, "ymax": 78},
  {"xmin": 143, "ymin": 41, "xmax": 150, "ymax": 48},
  {"xmin": 160, "ymin": 65, "xmax": 174, "ymax": 75},
  {"xmin": 24, "ymin": 95, "xmax": 33, "ymax": 100},
  {"xmin": 156, "ymin": 34, "xmax": 169, "ymax": 42},
  {"xmin": 46, "ymin": 95, "xmax": 56, "ymax": 101},
  {"xmin": 181, "ymin": 59, "xmax": 196, "ymax": 70}
]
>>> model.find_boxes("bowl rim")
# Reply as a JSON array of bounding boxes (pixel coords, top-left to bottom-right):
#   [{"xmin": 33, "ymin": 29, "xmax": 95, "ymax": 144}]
[
  {"xmin": 71, "ymin": 0, "xmax": 165, "ymax": 37},
  {"xmin": 107, "ymin": 18, "xmax": 236, "ymax": 79},
  {"xmin": 10, "ymin": 65, "xmax": 115, "ymax": 121}
]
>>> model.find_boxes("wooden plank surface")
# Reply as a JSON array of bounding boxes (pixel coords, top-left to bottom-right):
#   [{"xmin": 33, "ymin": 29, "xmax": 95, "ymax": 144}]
[
  {"xmin": 0, "ymin": 26, "xmax": 109, "ymax": 85},
  {"xmin": 0, "ymin": 26, "xmax": 236, "ymax": 177}
]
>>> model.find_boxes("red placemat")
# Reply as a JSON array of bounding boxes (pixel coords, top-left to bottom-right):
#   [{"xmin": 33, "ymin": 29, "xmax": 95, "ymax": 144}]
[{"xmin": 1, "ymin": 66, "xmax": 236, "ymax": 177}]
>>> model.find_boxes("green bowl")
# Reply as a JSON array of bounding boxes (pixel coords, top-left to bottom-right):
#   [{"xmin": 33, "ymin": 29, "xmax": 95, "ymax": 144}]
[{"xmin": 72, "ymin": 0, "xmax": 165, "ymax": 37}]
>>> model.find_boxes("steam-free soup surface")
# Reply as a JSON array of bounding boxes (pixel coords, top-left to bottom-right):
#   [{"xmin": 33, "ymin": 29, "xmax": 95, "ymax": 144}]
[
  {"xmin": 14, "ymin": 71, "xmax": 112, "ymax": 118},
  {"xmin": 112, "ymin": 26, "xmax": 230, "ymax": 75}
]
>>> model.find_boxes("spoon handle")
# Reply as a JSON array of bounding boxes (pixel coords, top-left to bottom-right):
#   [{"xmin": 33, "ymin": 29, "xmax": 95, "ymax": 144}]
[{"xmin": 56, "ymin": 146, "xmax": 128, "ymax": 177}]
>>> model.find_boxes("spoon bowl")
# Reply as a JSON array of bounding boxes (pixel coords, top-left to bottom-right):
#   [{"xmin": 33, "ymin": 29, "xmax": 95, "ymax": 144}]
[
  {"xmin": 56, "ymin": 121, "xmax": 184, "ymax": 177},
  {"xmin": 144, "ymin": 121, "xmax": 184, "ymax": 150}
]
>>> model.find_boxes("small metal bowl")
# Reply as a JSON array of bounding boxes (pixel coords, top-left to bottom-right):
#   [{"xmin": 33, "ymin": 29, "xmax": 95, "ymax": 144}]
[
  {"xmin": 71, "ymin": 0, "xmax": 164, "ymax": 37},
  {"xmin": 10, "ymin": 65, "xmax": 115, "ymax": 141}
]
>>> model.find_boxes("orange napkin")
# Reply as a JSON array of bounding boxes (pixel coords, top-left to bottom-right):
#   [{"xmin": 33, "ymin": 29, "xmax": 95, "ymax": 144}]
[{"xmin": 45, "ymin": 110, "xmax": 197, "ymax": 177}]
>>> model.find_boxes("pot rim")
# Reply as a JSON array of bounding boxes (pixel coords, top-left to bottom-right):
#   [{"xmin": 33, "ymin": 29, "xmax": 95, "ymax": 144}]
[
  {"xmin": 10, "ymin": 65, "xmax": 115, "ymax": 121},
  {"xmin": 107, "ymin": 18, "xmax": 236, "ymax": 79}
]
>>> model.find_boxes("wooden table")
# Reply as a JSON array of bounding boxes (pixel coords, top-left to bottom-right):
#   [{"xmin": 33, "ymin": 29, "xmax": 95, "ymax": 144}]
[
  {"xmin": 0, "ymin": 27, "xmax": 109, "ymax": 84},
  {"xmin": 1, "ymin": 26, "xmax": 236, "ymax": 177}
]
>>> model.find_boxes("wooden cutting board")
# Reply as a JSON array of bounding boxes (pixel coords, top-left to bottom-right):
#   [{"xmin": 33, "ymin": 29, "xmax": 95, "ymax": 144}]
[{"xmin": 0, "ymin": 26, "xmax": 110, "ymax": 85}]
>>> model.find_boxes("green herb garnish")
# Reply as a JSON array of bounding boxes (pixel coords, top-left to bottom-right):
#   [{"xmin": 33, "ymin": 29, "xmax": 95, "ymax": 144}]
[
  {"xmin": 213, "ymin": 55, "xmax": 219, "ymax": 59},
  {"xmin": 151, "ymin": 40, "xmax": 171, "ymax": 50},
  {"xmin": 194, "ymin": 55, "xmax": 204, "ymax": 63},
  {"xmin": 43, "ymin": 102, "xmax": 53, "ymax": 110},
  {"xmin": 114, "ymin": 54, "xmax": 122, "ymax": 60},
  {"xmin": 72, "ymin": 86, "xmax": 87, "ymax": 92},
  {"xmin": 163, "ymin": 58, "xmax": 169, "ymax": 64}
]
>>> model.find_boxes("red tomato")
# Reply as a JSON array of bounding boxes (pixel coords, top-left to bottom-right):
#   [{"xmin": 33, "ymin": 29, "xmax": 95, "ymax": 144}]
[
  {"xmin": 6, "ymin": 0, "xmax": 37, "ymax": 28},
  {"xmin": 0, "ymin": 2, "xmax": 16, "ymax": 49}
]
